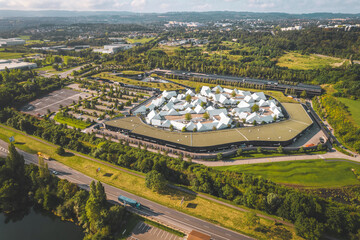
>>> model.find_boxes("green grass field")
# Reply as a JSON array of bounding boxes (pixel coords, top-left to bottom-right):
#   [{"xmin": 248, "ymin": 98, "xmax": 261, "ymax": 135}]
[
  {"xmin": 126, "ymin": 37, "xmax": 155, "ymax": 44},
  {"xmin": 121, "ymin": 70, "xmax": 144, "ymax": 75},
  {"xmin": 277, "ymin": 52, "xmax": 345, "ymax": 70},
  {"xmin": 337, "ymin": 97, "xmax": 360, "ymax": 126},
  {"xmin": 215, "ymin": 159, "xmax": 360, "ymax": 187},
  {"xmin": 54, "ymin": 113, "xmax": 92, "ymax": 129},
  {"xmin": 0, "ymin": 51, "xmax": 25, "ymax": 59}
]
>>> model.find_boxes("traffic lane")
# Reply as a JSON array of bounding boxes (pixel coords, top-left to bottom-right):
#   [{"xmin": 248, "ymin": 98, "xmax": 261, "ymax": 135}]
[{"xmin": 0, "ymin": 140, "xmax": 252, "ymax": 240}]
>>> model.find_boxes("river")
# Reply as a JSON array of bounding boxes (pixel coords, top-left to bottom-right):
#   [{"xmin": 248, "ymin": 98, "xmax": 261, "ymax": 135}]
[{"xmin": 0, "ymin": 208, "xmax": 84, "ymax": 240}]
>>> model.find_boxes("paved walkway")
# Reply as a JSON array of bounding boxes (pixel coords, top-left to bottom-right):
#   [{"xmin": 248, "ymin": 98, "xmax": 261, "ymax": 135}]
[{"xmin": 193, "ymin": 150, "xmax": 359, "ymax": 167}]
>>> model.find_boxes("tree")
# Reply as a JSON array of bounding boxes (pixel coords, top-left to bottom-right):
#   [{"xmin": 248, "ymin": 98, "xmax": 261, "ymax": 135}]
[
  {"xmin": 6, "ymin": 143, "xmax": 25, "ymax": 179},
  {"xmin": 145, "ymin": 170, "xmax": 166, "ymax": 193},
  {"xmin": 251, "ymin": 104, "xmax": 259, "ymax": 112},
  {"xmin": 277, "ymin": 145, "xmax": 284, "ymax": 154},
  {"xmin": 237, "ymin": 148, "xmax": 243, "ymax": 156},
  {"xmin": 252, "ymin": 120, "xmax": 257, "ymax": 126},
  {"xmin": 295, "ymin": 215, "xmax": 323, "ymax": 240},
  {"xmin": 185, "ymin": 94, "xmax": 192, "ymax": 103},
  {"xmin": 56, "ymin": 146, "xmax": 65, "ymax": 156},
  {"xmin": 185, "ymin": 113, "xmax": 192, "ymax": 121},
  {"xmin": 300, "ymin": 90, "xmax": 307, "ymax": 98},
  {"xmin": 182, "ymin": 126, "xmax": 186, "ymax": 132},
  {"xmin": 231, "ymin": 90, "xmax": 236, "ymax": 97},
  {"xmin": 193, "ymin": 128, "xmax": 197, "ymax": 132},
  {"xmin": 244, "ymin": 212, "xmax": 260, "ymax": 227},
  {"xmin": 257, "ymin": 147, "xmax": 262, "ymax": 153},
  {"xmin": 195, "ymin": 85, "xmax": 201, "ymax": 93},
  {"xmin": 169, "ymin": 125, "xmax": 174, "ymax": 131},
  {"xmin": 215, "ymin": 88, "xmax": 220, "ymax": 94},
  {"xmin": 203, "ymin": 112, "xmax": 210, "ymax": 120},
  {"xmin": 217, "ymin": 153, "xmax": 223, "ymax": 160}
]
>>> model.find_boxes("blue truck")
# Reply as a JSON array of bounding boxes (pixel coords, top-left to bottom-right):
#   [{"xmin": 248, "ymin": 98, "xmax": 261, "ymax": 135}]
[{"xmin": 118, "ymin": 195, "xmax": 141, "ymax": 209}]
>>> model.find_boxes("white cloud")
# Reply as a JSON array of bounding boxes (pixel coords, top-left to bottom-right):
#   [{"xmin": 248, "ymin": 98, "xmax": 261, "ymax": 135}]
[{"xmin": 131, "ymin": 0, "xmax": 146, "ymax": 8}]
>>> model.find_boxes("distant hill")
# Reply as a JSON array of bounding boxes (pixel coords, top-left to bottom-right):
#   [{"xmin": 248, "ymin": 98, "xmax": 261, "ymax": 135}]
[{"xmin": 0, "ymin": 10, "xmax": 359, "ymax": 24}]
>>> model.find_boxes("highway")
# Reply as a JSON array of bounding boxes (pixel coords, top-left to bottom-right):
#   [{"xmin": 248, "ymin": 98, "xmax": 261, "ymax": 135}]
[{"xmin": 0, "ymin": 139, "xmax": 253, "ymax": 240}]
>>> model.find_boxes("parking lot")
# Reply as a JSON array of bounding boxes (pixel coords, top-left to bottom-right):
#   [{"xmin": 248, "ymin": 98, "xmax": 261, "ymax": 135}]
[
  {"xmin": 21, "ymin": 89, "xmax": 89, "ymax": 116},
  {"xmin": 127, "ymin": 222, "xmax": 183, "ymax": 240}
]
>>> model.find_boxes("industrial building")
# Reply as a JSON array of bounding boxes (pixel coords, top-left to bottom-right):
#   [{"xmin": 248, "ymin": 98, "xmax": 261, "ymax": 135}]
[
  {"xmin": 0, "ymin": 59, "xmax": 37, "ymax": 71},
  {"xmin": 93, "ymin": 44, "xmax": 134, "ymax": 54},
  {"xmin": 0, "ymin": 38, "xmax": 26, "ymax": 47}
]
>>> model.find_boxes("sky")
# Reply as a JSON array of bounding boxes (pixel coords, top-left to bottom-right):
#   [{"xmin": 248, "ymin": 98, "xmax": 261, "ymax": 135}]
[{"xmin": 0, "ymin": 0, "xmax": 359, "ymax": 14}]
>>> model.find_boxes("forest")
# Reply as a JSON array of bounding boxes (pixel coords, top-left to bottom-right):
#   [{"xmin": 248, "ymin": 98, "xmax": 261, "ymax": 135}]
[
  {"xmin": 0, "ymin": 144, "xmax": 125, "ymax": 239},
  {"xmin": 1, "ymin": 108, "xmax": 359, "ymax": 240}
]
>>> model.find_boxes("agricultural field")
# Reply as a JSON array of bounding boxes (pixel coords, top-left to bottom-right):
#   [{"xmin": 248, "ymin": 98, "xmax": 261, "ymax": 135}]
[
  {"xmin": 276, "ymin": 52, "xmax": 345, "ymax": 70},
  {"xmin": 215, "ymin": 159, "xmax": 360, "ymax": 187},
  {"xmin": 337, "ymin": 97, "xmax": 360, "ymax": 126}
]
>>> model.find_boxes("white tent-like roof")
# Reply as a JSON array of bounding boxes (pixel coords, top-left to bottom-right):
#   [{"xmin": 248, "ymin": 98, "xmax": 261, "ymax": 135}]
[
  {"xmin": 252, "ymin": 92, "xmax": 267, "ymax": 101},
  {"xmin": 258, "ymin": 99, "xmax": 269, "ymax": 107},
  {"xmin": 151, "ymin": 119, "xmax": 162, "ymax": 126},
  {"xmin": 238, "ymin": 112, "xmax": 249, "ymax": 120},
  {"xmin": 246, "ymin": 112, "xmax": 261, "ymax": 123},
  {"xmin": 162, "ymin": 120, "xmax": 171, "ymax": 127},
  {"xmin": 212, "ymin": 85, "xmax": 224, "ymax": 93},
  {"xmin": 237, "ymin": 101, "xmax": 251, "ymax": 108},
  {"xmin": 200, "ymin": 86, "xmax": 211, "ymax": 97},
  {"xmin": 244, "ymin": 95, "xmax": 255, "ymax": 103},
  {"xmin": 185, "ymin": 107, "xmax": 195, "ymax": 114},
  {"xmin": 186, "ymin": 122, "xmax": 197, "ymax": 131},
  {"xmin": 208, "ymin": 109, "xmax": 227, "ymax": 117},
  {"xmin": 168, "ymin": 108, "xmax": 180, "ymax": 116},
  {"xmin": 171, "ymin": 121, "xmax": 186, "ymax": 131},
  {"xmin": 185, "ymin": 89, "xmax": 195, "ymax": 97},
  {"xmin": 194, "ymin": 105, "xmax": 205, "ymax": 114}
]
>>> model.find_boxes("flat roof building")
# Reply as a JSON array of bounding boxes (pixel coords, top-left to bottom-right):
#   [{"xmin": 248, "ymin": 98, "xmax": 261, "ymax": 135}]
[
  {"xmin": 0, "ymin": 59, "xmax": 37, "ymax": 71},
  {"xmin": 0, "ymin": 38, "xmax": 26, "ymax": 47}
]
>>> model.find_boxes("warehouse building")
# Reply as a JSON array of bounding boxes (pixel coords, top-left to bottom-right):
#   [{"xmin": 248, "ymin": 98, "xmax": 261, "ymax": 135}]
[
  {"xmin": 0, "ymin": 38, "xmax": 26, "ymax": 47},
  {"xmin": 0, "ymin": 59, "xmax": 37, "ymax": 71}
]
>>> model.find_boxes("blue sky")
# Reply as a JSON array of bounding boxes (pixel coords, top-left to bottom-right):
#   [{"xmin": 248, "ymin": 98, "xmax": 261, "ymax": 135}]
[{"xmin": 0, "ymin": 0, "xmax": 359, "ymax": 13}]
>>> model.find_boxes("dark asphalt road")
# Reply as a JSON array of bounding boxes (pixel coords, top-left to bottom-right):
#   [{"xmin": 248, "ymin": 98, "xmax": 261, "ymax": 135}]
[{"xmin": 0, "ymin": 140, "xmax": 253, "ymax": 240}]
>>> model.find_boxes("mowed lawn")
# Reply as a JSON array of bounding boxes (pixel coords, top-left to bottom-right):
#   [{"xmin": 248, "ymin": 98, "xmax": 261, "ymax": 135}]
[
  {"xmin": 215, "ymin": 159, "xmax": 360, "ymax": 187},
  {"xmin": 277, "ymin": 52, "xmax": 344, "ymax": 70},
  {"xmin": 337, "ymin": 97, "xmax": 360, "ymax": 126}
]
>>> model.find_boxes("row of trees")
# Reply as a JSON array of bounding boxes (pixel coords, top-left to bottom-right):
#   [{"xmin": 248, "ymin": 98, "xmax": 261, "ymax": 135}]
[
  {"xmin": 313, "ymin": 95, "xmax": 360, "ymax": 152},
  {"xmin": 0, "ymin": 144, "xmax": 125, "ymax": 239},
  {"xmin": 1, "ymin": 108, "xmax": 359, "ymax": 239}
]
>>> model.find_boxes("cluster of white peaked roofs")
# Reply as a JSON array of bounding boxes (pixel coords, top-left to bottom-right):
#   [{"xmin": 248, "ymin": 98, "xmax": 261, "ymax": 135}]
[{"xmin": 133, "ymin": 85, "xmax": 284, "ymax": 132}]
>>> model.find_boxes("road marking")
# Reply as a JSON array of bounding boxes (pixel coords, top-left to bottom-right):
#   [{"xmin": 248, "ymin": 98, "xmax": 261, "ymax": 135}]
[
  {"xmin": 35, "ymin": 102, "xmax": 42, "ymax": 105},
  {"xmin": 235, "ymin": 128, "xmax": 249, "ymax": 141}
]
